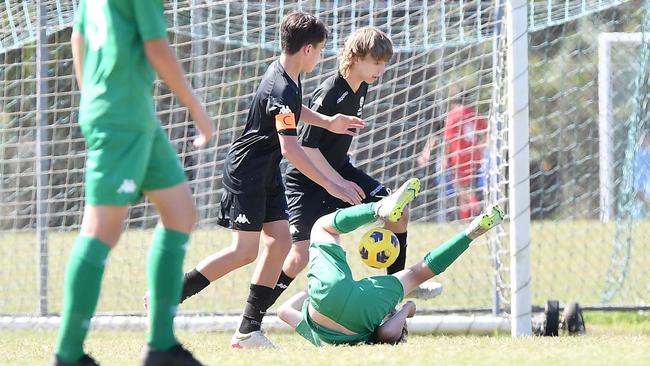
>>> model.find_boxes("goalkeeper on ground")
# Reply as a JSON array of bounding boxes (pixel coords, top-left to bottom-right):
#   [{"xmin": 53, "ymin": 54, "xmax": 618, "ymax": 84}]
[{"xmin": 277, "ymin": 177, "xmax": 504, "ymax": 345}]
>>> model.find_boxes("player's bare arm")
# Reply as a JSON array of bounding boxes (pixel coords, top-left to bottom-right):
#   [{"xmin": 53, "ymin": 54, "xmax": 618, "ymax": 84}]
[
  {"xmin": 376, "ymin": 301, "xmax": 416, "ymax": 344},
  {"xmin": 70, "ymin": 30, "xmax": 84, "ymax": 89},
  {"xmin": 279, "ymin": 134, "xmax": 363, "ymax": 205},
  {"xmin": 277, "ymin": 291, "xmax": 309, "ymax": 329},
  {"xmin": 303, "ymin": 147, "xmax": 366, "ymax": 200},
  {"xmin": 301, "ymin": 104, "xmax": 365, "ymax": 135},
  {"xmin": 144, "ymin": 38, "xmax": 213, "ymax": 147}
]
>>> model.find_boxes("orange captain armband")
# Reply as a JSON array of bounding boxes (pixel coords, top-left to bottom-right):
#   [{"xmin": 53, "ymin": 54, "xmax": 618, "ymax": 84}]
[{"xmin": 275, "ymin": 106, "xmax": 297, "ymax": 132}]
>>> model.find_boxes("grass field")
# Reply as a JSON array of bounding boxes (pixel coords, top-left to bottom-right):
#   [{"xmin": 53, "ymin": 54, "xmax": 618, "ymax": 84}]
[{"xmin": 2, "ymin": 312, "xmax": 649, "ymax": 365}]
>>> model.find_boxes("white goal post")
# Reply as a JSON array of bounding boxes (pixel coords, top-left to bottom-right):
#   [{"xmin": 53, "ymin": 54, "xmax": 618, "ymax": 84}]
[
  {"xmin": 505, "ymin": 0, "xmax": 532, "ymax": 337},
  {"xmin": 598, "ymin": 32, "xmax": 650, "ymax": 223}
]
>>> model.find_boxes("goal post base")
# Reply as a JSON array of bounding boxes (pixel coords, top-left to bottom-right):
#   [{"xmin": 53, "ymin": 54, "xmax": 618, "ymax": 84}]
[{"xmin": 0, "ymin": 314, "xmax": 511, "ymax": 335}]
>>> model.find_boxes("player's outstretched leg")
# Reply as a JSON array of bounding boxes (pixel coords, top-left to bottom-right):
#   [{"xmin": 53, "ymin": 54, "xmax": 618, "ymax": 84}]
[
  {"xmin": 374, "ymin": 178, "xmax": 420, "ymax": 222},
  {"xmin": 406, "ymin": 205, "xmax": 504, "ymax": 299},
  {"xmin": 309, "ymin": 178, "xmax": 421, "ymax": 243},
  {"xmin": 330, "ymin": 177, "xmax": 420, "ymax": 236},
  {"xmin": 394, "ymin": 204, "xmax": 503, "ymax": 296},
  {"xmin": 141, "ymin": 344, "xmax": 203, "ymax": 366}
]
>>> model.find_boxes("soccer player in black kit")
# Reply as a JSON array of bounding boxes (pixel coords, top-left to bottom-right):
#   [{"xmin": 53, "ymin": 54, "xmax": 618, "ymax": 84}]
[
  {"xmin": 265, "ymin": 26, "xmax": 444, "ymax": 308},
  {"xmin": 148, "ymin": 12, "xmax": 366, "ymax": 348}
]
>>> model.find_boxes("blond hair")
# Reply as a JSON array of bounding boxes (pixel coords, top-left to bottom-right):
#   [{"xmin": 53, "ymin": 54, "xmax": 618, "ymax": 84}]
[{"xmin": 338, "ymin": 27, "xmax": 393, "ymax": 78}]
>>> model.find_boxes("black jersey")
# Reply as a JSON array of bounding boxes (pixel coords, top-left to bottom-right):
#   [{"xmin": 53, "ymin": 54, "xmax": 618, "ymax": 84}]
[
  {"xmin": 222, "ymin": 60, "xmax": 301, "ymax": 194},
  {"xmin": 285, "ymin": 73, "xmax": 368, "ymax": 188}
]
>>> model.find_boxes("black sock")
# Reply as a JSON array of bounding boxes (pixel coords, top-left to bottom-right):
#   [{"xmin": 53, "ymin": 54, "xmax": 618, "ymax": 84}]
[
  {"xmin": 239, "ymin": 284, "xmax": 274, "ymax": 334},
  {"xmin": 180, "ymin": 268, "xmax": 210, "ymax": 303},
  {"xmin": 267, "ymin": 271, "xmax": 295, "ymax": 308},
  {"xmin": 387, "ymin": 232, "xmax": 408, "ymax": 275}
]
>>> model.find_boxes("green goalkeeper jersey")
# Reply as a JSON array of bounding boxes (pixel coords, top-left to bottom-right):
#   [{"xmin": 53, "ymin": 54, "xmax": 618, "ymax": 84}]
[{"xmin": 74, "ymin": 0, "xmax": 168, "ymax": 130}]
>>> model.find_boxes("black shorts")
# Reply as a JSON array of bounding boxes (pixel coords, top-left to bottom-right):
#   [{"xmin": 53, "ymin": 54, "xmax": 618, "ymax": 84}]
[
  {"xmin": 286, "ymin": 164, "xmax": 389, "ymax": 242},
  {"xmin": 217, "ymin": 185, "xmax": 289, "ymax": 232}
]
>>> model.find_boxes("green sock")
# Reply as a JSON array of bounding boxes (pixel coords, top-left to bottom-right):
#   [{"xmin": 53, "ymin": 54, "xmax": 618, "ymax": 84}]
[
  {"xmin": 147, "ymin": 227, "xmax": 189, "ymax": 350},
  {"xmin": 56, "ymin": 236, "xmax": 110, "ymax": 363},
  {"xmin": 333, "ymin": 202, "xmax": 377, "ymax": 234},
  {"xmin": 424, "ymin": 232, "xmax": 472, "ymax": 275}
]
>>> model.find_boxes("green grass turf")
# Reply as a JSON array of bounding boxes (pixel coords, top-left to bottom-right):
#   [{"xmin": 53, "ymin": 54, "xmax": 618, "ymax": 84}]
[{"xmin": 2, "ymin": 317, "xmax": 649, "ymax": 366}]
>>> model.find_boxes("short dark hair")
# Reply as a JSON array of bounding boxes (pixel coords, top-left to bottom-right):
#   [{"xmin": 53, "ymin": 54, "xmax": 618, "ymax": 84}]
[{"xmin": 280, "ymin": 11, "xmax": 328, "ymax": 55}]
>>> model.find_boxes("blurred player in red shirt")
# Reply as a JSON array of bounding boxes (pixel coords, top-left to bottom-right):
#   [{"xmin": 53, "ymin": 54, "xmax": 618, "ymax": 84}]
[
  {"xmin": 444, "ymin": 95, "xmax": 487, "ymax": 219},
  {"xmin": 419, "ymin": 93, "xmax": 487, "ymax": 220}
]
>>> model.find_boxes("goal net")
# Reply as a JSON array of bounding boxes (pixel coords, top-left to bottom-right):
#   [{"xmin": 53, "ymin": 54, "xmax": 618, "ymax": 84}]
[{"xmin": 1, "ymin": 0, "xmax": 648, "ymax": 333}]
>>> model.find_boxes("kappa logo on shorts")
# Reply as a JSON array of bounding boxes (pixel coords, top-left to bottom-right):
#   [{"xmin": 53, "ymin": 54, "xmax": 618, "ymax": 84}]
[
  {"xmin": 117, "ymin": 179, "xmax": 136, "ymax": 194},
  {"xmin": 233, "ymin": 213, "xmax": 251, "ymax": 225}
]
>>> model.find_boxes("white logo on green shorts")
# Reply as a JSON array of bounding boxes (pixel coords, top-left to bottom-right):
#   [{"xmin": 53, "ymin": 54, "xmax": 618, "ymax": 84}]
[{"xmin": 117, "ymin": 179, "xmax": 136, "ymax": 194}]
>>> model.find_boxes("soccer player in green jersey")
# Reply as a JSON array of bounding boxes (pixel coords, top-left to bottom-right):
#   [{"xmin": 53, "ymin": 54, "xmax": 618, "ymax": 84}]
[
  {"xmin": 277, "ymin": 178, "xmax": 504, "ymax": 346},
  {"xmin": 53, "ymin": 1, "xmax": 212, "ymax": 365}
]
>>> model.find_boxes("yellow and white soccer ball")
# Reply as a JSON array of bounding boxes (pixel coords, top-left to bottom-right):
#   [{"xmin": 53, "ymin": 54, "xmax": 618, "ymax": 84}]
[{"xmin": 358, "ymin": 227, "xmax": 400, "ymax": 269}]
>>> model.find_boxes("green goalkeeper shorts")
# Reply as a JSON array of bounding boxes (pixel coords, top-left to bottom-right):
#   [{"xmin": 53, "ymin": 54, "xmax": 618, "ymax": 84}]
[
  {"xmin": 299, "ymin": 242, "xmax": 404, "ymax": 345},
  {"xmin": 80, "ymin": 123, "xmax": 187, "ymax": 206}
]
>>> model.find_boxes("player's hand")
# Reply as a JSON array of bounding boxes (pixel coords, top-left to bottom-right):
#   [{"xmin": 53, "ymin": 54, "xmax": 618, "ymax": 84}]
[
  {"xmin": 339, "ymin": 179, "xmax": 366, "ymax": 201},
  {"xmin": 326, "ymin": 180, "xmax": 363, "ymax": 205},
  {"xmin": 403, "ymin": 301, "xmax": 416, "ymax": 318},
  {"xmin": 190, "ymin": 105, "xmax": 214, "ymax": 148},
  {"xmin": 327, "ymin": 113, "xmax": 365, "ymax": 136}
]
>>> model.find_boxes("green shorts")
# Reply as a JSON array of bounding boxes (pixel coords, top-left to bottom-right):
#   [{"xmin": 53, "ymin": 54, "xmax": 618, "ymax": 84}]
[
  {"xmin": 80, "ymin": 123, "xmax": 187, "ymax": 206},
  {"xmin": 297, "ymin": 242, "xmax": 404, "ymax": 345}
]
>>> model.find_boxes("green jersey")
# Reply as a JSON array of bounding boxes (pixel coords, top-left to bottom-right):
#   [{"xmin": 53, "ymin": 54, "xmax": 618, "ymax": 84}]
[
  {"xmin": 74, "ymin": 0, "xmax": 168, "ymax": 130},
  {"xmin": 296, "ymin": 242, "xmax": 405, "ymax": 346}
]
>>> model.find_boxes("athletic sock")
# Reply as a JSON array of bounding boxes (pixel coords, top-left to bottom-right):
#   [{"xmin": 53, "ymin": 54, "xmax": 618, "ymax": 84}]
[
  {"xmin": 333, "ymin": 202, "xmax": 377, "ymax": 234},
  {"xmin": 387, "ymin": 231, "xmax": 408, "ymax": 274},
  {"xmin": 423, "ymin": 232, "xmax": 472, "ymax": 275},
  {"xmin": 180, "ymin": 268, "xmax": 210, "ymax": 303},
  {"xmin": 147, "ymin": 227, "xmax": 189, "ymax": 350},
  {"xmin": 239, "ymin": 284, "xmax": 274, "ymax": 334},
  {"xmin": 266, "ymin": 271, "xmax": 295, "ymax": 308},
  {"xmin": 56, "ymin": 236, "xmax": 110, "ymax": 363}
]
